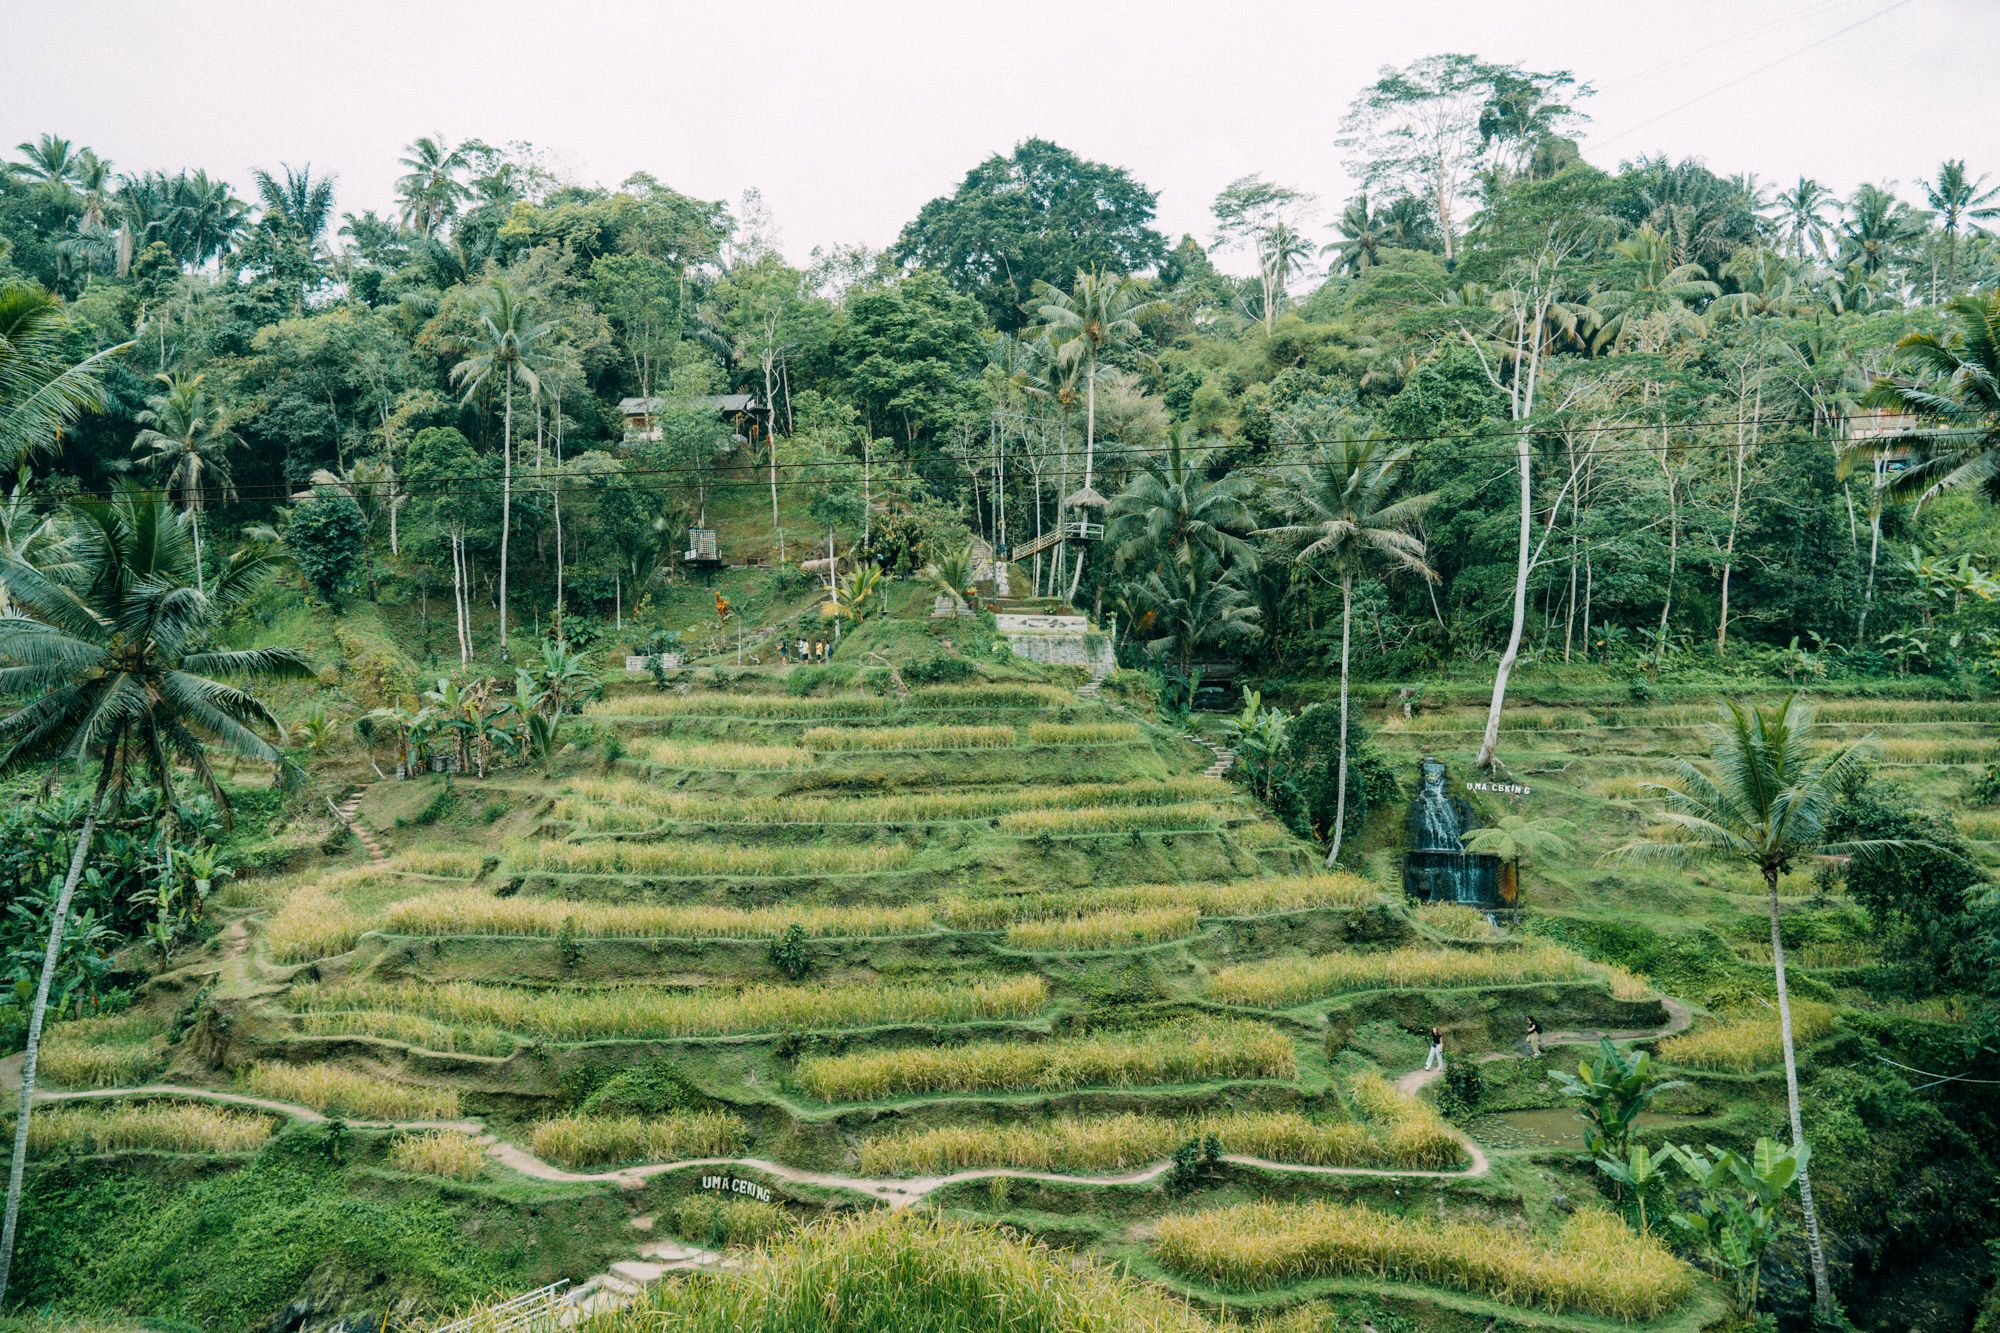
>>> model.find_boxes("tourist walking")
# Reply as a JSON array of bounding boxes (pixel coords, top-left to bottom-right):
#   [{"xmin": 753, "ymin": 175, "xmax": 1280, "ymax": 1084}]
[
  {"xmin": 779, "ymin": 637, "xmax": 790, "ymax": 665},
  {"xmin": 1526, "ymin": 1015, "xmax": 1543, "ymax": 1058},
  {"xmin": 1423, "ymin": 1026, "xmax": 1445, "ymax": 1072}
]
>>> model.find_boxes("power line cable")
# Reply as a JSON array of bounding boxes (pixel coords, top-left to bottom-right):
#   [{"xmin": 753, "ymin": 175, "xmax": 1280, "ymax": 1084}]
[{"xmin": 1593, "ymin": 0, "xmax": 1860, "ymax": 94}]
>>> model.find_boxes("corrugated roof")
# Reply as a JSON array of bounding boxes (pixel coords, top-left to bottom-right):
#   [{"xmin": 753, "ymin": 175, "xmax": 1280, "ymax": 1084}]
[{"xmin": 619, "ymin": 395, "xmax": 761, "ymax": 414}]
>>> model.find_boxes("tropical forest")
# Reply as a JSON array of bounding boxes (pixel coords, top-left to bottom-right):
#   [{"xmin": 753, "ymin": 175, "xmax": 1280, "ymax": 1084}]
[{"xmin": 1, "ymin": 42, "xmax": 1999, "ymax": 1333}]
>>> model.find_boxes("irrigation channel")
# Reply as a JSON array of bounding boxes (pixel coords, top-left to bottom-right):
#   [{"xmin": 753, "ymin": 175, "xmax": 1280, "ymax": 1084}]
[{"xmin": 34, "ymin": 997, "xmax": 1693, "ymax": 1324}]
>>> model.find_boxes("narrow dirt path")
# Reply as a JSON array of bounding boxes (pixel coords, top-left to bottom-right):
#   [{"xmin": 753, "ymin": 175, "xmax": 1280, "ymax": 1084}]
[
  {"xmin": 335, "ymin": 784, "xmax": 390, "ymax": 865},
  {"xmin": 1391, "ymin": 996, "xmax": 1694, "ymax": 1097}
]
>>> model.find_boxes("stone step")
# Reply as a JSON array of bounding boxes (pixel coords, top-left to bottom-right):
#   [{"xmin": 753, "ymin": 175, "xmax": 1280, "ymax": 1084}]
[{"xmin": 609, "ymin": 1260, "xmax": 666, "ymax": 1286}]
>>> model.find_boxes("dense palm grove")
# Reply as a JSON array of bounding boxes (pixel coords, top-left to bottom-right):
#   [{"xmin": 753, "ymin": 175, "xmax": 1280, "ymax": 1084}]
[
  {"xmin": 4, "ymin": 61, "xmax": 2000, "ymax": 699},
  {"xmin": 5, "ymin": 52, "xmax": 2000, "ymax": 1333}
]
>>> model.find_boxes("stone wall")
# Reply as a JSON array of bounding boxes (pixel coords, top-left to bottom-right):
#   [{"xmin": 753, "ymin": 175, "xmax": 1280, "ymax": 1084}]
[{"xmin": 993, "ymin": 615, "xmax": 1114, "ymax": 670}]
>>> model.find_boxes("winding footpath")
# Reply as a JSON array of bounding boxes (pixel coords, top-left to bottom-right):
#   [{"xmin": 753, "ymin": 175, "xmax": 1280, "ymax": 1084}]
[{"xmin": 1392, "ymin": 996, "xmax": 1694, "ymax": 1097}]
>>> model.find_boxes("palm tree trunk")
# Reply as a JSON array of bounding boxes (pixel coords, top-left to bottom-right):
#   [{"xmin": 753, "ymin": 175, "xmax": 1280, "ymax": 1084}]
[
  {"xmin": 499, "ymin": 376, "xmax": 513, "ymax": 648},
  {"xmin": 1327, "ymin": 566, "xmax": 1353, "ymax": 867},
  {"xmin": 1067, "ymin": 362, "xmax": 1096, "ymax": 603},
  {"xmin": 1477, "ymin": 426, "xmax": 1533, "ymax": 770},
  {"xmin": 189, "ymin": 500, "xmax": 204, "ymax": 596},
  {"xmin": 0, "ymin": 748, "xmax": 117, "ymax": 1304},
  {"xmin": 1766, "ymin": 862, "xmax": 1835, "ymax": 1317}
]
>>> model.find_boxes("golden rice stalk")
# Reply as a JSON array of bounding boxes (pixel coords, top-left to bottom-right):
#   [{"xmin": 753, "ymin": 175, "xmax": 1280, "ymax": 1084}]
[
  {"xmin": 1409, "ymin": 903, "xmax": 1499, "ymax": 940},
  {"xmin": 505, "ymin": 839, "xmax": 909, "ymax": 878},
  {"xmin": 994, "ymin": 802, "xmax": 1234, "ymax": 836},
  {"xmin": 389, "ymin": 1129, "xmax": 486, "ymax": 1179},
  {"xmin": 384, "ymin": 889, "xmax": 932, "ymax": 941},
  {"xmin": 23, "ymin": 1102, "xmax": 275, "ymax": 1154},
  {"xmin": 797, "ymin": 1019, "xmax": 1295, "ymax": 1102},
  {"xmin": 937, "ymin": 873, "xmax": 1378, "ymax": 931},
  {"xmin": 38, "ymin": 1013, "xmax": 168, "ymax": 1088},
  {"xmin": 386, "ymin": 850, "xmax": 484, "ymax": 877},
  {"xmin": 289, "ymin": 975, "xmax": 1048, "ymax": 1041},
  {"xmin": 529, "ymin": 1110, "xmax": 743, "ymax": 1168},
  {"xmin": 668, "ymin": 1194, "xmax": 793, "ymax": 1247},
  {"xmin": 1024, "ymin": 722, "xmax": 1139, "ymax": 746},
  {"xmin": 1206, "ymin": 942, "xmax": 1597, "ymax": 1007},
  {"xmin": 904, "ymin": 684, "xmax": 1078, "ymax": 709},
  {"xmin": 1154, "ymin": 1200, "xmax": 1692, "ymax": 1319},
  {"xmin": 292, "ymin": 1009, "xmax": 517, "ymax": 1056},
  {"xmin": 625, "ymin": 738, "xmax": 817, "ymax": 770},
  {"xmin": 1004, "ymin": 907, "xmax": 1200, "ymax": 952},
  {"xmin": 799, "ymin": 725, "xmax": 1016, "ymax": 752},
  {"xmin": 245, "ymin": 1062, "xmax": 459, "ymax": 1121},
  {"xmin": 1658, "ymin": 1001, "xmax": 1836, "ymax": 1071},
  {"xmin": 264, "ymin": 882, "xmax": 373, "ymax": 963},
  {"xmin": 588, "ymin": 694, "xmax": 898, "ymax": 719}
]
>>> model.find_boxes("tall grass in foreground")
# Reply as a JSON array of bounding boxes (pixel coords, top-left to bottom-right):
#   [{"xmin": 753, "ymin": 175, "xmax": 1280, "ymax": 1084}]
[
  {"xmin": 536, "ymin": 1212, "xmax": 1213, "ymax": 1333},
  {"xmin": 1025, "ymin": 722, "xmax": 1139, "ymax": 746},
  {"xmin": 1658, "ymin": 1001, "xmax": 1836, "ymax": 1071},
  {"xmin": 530, "ymin": 1111, "xmax": 743, "ymax": 1168},
  {"xmin": 245, "ymin": 1063, "xmax": 460, "ymax": 1121},
  {"xmin": 291, "ymin": 976, "xmax": 1048, "ymax": 1041},
  {"xmin": 507, "ymin": 839, "xmax": 909, "ymax": 878},
  {"xmin": 384, "ymin": 889, "xmax": 931, "ymax": 940},
  {"xmin": 556, "ymin": 776, "xmax": 1225, "ymax": 830},
  {"xmin": 669, "ymin": 1195, "xmax": 793, "ymax": 1247},
  {"xmin": 938, "ymin": 873, "xmax": 1380, "ymax": 931},
  {"xmin": 800, "ymin": 724, "xmax": 1016, "ymax": 751},
  {"xmin": 1206, "ymin": 942, "xmax": 1598, "ymax": 1007},
  {"xmin": 389, "ymin": 1130, "xmax": 486, "ymax": 1179},
  {"xmin": 1004, "ymin": 906, "xmax": 1200, "ymax": 952},
  {"xmin": 39, "ymin": 1014, "xmax": 167, "ymax": 1087},
  {"xmin": 588, "ymin": 694, "xmax": 899, "ymax": 719},
  {"xmin": 995, "ymin": 801, "xmax": 1235, "ymax": 836},
  {"xmin": 21, "ymin": 1103, "xmax": 274, "ymax": 1154},
  {"xmin": 858, "ymin": 1073, "xmax": 1458, "ymax": 1174},
  {"xmin": 624, "ymin": 738, "xmax": 816, "ymax": 770},
  {"xmin": 797, "ymin": 1019, "xmax": 1294, "ymax": 1102},
  {"xmin": 1154, "ymin": 1200, "xmax": 1691, "ymax": 1318}
]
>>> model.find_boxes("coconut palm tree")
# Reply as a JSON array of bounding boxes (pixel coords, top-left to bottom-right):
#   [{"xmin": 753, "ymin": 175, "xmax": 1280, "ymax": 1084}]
[
  {"xmin": 396, "ymin": 135, "xmax": 472, "ymax": 238},
  {"xmin": 1589, "ymin": 226, "xmax": 1720, "ymax": 352},
  {"xmin": 1105, "ymin": 426, "xmax": 1259, "ymax": 575},
  {"xmin": 1255, "ymin": 438, "xmax": 1437, "ymax": 864},
  {"xmin": 131, "ymin": 372, "xmax": 240, "ymax": 591},
  {"xmin": 1, "ymin": 284, "xmax": 129, "ymax": 471},
  {"xmin": 8, "ymin": 135, "xmax": 82, "ymax": 196},
  {"xmin": 451, "ymin": 278, "xmax": 554, "ymax": 648},
  {"xmin": 1850, "ymin": 292, "xmax": 2000, "ymax": 506},
  {"xmin": 1774, "ymin": 178, "xmax": 1837, "ymax": 261},
  {"xmin": 250, "ymin": 163, "xmax": 335, "ymax": 313},
  {"xmin": 1610, "ymin": 693, "xmax": 1926, "ymax": 1321},
  {"xmin": 0, "ymin": 488, "xmax": 312, "ymax": 1303},
  {"xmin": 1134, "ymin": 544, "xmax": 1261, "ymax": 711},
  {"xmin": 1031, "ymin": 271, "xmax": 1163, "ymax": 598},
  {"xmin": 925, "ymin": 543, "xmax": 980, "ymax": 616},
  {"xmin": 1921, "ymin": 160, "xmax": 2000, "ymax": 296},
  {"xmin": 1323, "ymin": 194, "xmax": 1392, "ymax": 276},
  {"xmin": 1837, "ymin": 183, "xmax": 1925, "ymax": 278}
]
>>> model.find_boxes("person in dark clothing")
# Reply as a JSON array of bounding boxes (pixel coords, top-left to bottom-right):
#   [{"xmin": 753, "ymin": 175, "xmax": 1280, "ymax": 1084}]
[
  {"xmin": 1423, "ymin": 1025, "xmax": 1446, "ymax": 1072},
  {"xmin": 1526, "ymin": 1015, "xmax": 1544, "ymax": 1057}
]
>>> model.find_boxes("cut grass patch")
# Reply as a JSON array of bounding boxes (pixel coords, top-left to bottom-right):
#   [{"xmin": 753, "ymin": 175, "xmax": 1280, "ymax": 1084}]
[
  {"xmin": 245, "ymin": 1062, "xmax": 460, "ymax": 1121},
  {"xmin": 796, "ymin": 1018, "xmax": 1295, "ymax": 1102},
  {"xmin": 290, "ymin": 975, "xmax": 1049, "ymax": 1041},
  {"xmin": 1206, "ymin": 942, "xmax": 1599, "ymax": 1007},
  {"xmin": 1154, "ymin": 1200, "xmax": 1691, "ymax": 1319},
  {"xmin": 529, "ymin": 1110, "xmax": 744, "ymax": 1168}
]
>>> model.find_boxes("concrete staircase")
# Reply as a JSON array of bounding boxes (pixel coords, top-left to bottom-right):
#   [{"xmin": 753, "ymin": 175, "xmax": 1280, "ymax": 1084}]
[{"xmin": 334, "ymin": 786, "xmax": 389, "ymax": 865}]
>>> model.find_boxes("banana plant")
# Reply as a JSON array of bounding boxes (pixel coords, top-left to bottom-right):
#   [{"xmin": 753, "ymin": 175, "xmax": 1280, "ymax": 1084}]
[
  {"xmin": 1549, "ymin": 1036, "xmax": 1687, "ymax": 1167},
  {"xmin": 1667, "ymin": 1138, "xmax": 1808, "ymax": 1318},
  {"xmin": 1221, "ymin": 690, "xmax": 1290, "ymax": 804},
  {"xmin": 1593, "ymin": 1141, "xmax": 1674, "ymax": 1232}
]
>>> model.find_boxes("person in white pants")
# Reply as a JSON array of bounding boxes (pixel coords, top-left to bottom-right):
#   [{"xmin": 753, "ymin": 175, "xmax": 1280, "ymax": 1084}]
[{"xmin": 1423, "ymin": 1026, "xmax": 1445, "ymax": 1071}]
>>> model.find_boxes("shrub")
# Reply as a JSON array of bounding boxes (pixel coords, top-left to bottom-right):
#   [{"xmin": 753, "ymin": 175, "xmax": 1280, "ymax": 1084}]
[
  {"xmin": 797, "ymin": 1018, "xmax": 1294, "ymax": 1102},
  {"xmin": 1206, "ymin": 943, "xmax": 1598, "ymax": 1007},
  {"xmin": 21, "ymin": 1102, "xmax": 275, "ymax": 1154},
  {"xmin": 529, "ymin": 1111, "xmax": 743, "ymax": 1168},
  {"xmin": 389, "ymin": 1130, "xmax": 486, "ymax": 1179},
  {"xmin": 902, "ymin": 653, "xmax": 977, "ymax": 685},
  {"xmin": 289, "ymin": 975, "xmax": 1048, "ymax": 1041},
  {"xmin": 1657, "ymin": 1001, "xmax": 1836, "ymax": 1071},
  {"xmin": 245, "ymin": 1063, "xmax": 459, "ymax": 1120},
  {"xmin": 669, "ymin": 1195, "xmax": 794, "ymax": 1248},
  {"xmin": 1154, "ymin": 1201, "xmax": 1692, "ymax": 1319},
  {"xmin": 287, "ymin": 492, "xmax": 368, "ymax": 609}
]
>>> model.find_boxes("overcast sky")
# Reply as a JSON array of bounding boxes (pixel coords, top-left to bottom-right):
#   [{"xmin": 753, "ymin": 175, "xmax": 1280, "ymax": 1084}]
[{"xmin": 9, "ymin": 0, "xmax": 1993, "ymax": 274}]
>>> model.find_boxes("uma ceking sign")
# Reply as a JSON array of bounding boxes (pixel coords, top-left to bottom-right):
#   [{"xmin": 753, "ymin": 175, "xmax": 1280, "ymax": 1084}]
[
  {"xmin": 700, "ymin": 1173, "xmax": 772, "ymax": 1203},
  {"xmin": 1465, "ymin": 781, "xmax": 1531, "ymax": 796}
]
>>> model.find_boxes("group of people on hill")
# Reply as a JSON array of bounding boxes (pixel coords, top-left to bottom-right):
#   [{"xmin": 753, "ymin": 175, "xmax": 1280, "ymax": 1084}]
[
  {"xmin": 779, "ymin": 637, "xmax": 830, "ymax": 665},
  {"xmin": 1421, "ymin": 1015, "xmax": 1542, "ymax": 1073}
]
